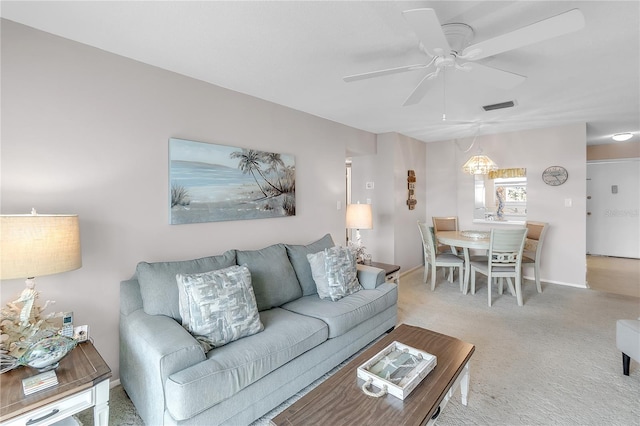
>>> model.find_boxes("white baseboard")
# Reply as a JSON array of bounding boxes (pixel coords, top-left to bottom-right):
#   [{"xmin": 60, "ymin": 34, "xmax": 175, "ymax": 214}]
[
  {"xmin": 522, "ymin": 274, "xmax": 588, "ymax": 288},
  {"xmin": 400, "ymin": 265, "xmax": 422, "ymax": 277},
  {"xmin": 110, "ymin": 378, "xmax": 121, "ymax": 388},
  {"xmin": 409, "ymin": 265, "xmax": 587, "ymax": 289}
]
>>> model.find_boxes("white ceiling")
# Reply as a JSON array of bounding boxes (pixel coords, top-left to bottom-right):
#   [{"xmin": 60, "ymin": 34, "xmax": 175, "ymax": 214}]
[{"xmin": 2, "ymin": 1, "xmax": 639, "ymax": 145}]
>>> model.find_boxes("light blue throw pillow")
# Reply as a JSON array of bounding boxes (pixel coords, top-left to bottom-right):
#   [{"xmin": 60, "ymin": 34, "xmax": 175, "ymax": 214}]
[
  {"xmin": 176, "ymin": 264, "xmax": 263, "ymax": 352},
  {"xmin": 307, "ymin": 246, "xmax": 362, "ymax": 301}
]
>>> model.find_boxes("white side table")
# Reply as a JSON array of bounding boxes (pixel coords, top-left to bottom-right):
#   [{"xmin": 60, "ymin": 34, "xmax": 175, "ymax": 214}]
[
  {"xmin": 0, "ymin": 342, "xmax": 111, "ymax": 426},
  {"xmin": 368, "ymin": 261, "xmax": 401, "ymax": 285}
]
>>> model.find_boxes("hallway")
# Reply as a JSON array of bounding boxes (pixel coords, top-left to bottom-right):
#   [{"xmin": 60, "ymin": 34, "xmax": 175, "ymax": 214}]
[{"xmin": 586, "ymin": 255, "xmax": 640, "ymax": 298}]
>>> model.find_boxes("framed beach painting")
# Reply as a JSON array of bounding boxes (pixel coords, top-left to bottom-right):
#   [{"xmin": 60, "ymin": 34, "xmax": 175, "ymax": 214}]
[{"xmin": 169, "ymin": 138, "xmax": 296, "ymax": 224}]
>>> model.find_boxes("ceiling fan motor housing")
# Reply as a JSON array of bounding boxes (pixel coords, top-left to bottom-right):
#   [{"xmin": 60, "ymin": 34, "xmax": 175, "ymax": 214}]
[{"xmin": 442, "ymin": 23, "xmax": 474, "ymax": 56}]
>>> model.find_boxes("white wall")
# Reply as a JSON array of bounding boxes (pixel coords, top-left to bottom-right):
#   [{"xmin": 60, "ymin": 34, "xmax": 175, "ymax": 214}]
[
  {"xmin": 350, "ymin": 123, "xmax": 589, "ymax": 288},
  {"xmin": 351, "ymin": 133, "xmax": 426, "ymax": 272},
  {"xmin": 426, "ymin": 123, "xmax": 588, "ymax": 287},
  {"xmin": 0, "ymin": 20, "xmax": 376, "ymax": 380}
]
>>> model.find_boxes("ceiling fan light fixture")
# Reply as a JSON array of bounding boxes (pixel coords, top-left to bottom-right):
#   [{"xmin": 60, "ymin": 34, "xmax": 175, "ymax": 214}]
[
  {"xmin": 462, "ymin": 154, "xmax": 498, "ymax": 175},
  {"xmin": 612, "ymin": 132, "xmax": 633, "ymax": 142}
]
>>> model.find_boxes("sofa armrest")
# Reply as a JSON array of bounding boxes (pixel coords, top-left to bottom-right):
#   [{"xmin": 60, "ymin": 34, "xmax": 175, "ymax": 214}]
[
  {"xmin": 120, "ymin": 279, "xmax": 206, "ymax": 426},
  {"xmin": 356, "ymin": 264, "xmax": 386, "ymax": 289}
]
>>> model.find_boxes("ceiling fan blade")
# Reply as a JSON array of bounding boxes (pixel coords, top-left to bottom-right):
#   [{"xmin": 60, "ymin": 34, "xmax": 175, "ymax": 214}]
[
  {"xmin": 463, "ymin": 62, "xmax": 526, "ymax": 89},
  {"xmin": 343, "ymin": 63, "xmax": 427, "ymax": 82},
  {"xmin": 462, "ymin": 8, "xmax": 585, "ymax": 60},
  {"xmin": 402, "ymin": 8, "xmax": 451, "ymax": 56},
  {"xmin": 402, "ymin": 71, "xmax": 438, "ymax": 106}
]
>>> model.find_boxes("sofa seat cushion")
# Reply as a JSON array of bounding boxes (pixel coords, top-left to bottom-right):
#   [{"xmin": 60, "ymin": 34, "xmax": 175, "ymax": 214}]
[
  {"xmin": 236, "ymin": 244, "xmax": 302, "ymax": 311},
  {"xmin": 281, "ymin": 282, "xmax": 398, "ymax": 339},
  {"xmin": 164, "ymin": 308, "xmax": 328, "ymax": 421}
]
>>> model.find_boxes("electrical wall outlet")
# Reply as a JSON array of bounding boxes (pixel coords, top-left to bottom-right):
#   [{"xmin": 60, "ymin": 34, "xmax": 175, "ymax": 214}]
[{"xmin": 74, "ymin": 325, "xmax": 89, "ymax": 342}]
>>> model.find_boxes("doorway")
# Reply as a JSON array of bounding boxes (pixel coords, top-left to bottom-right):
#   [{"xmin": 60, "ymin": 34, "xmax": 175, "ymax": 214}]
[
  {"xmin": 586, "ymin": 159, "xmax": 640, "ymax": 297},
  {"xmin": 586, "ymin": 160, "xmax": 640, "ymax": 258}
]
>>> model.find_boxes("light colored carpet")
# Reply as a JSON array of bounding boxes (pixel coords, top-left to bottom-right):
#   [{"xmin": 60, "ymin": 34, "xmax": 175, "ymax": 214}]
[
  {"xmin": 399, "ymin": 267, "xmax": 640, "ymax": 425},
  {"xmin": 78, "ymin": 268, "xmax": 640, "ymax": 425}
]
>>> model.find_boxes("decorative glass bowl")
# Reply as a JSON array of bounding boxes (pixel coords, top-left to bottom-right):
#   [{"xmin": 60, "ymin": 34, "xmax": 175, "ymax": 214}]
[{"xmin": 18, "ymin": 335, "xmax": 77, "ymax": 372}]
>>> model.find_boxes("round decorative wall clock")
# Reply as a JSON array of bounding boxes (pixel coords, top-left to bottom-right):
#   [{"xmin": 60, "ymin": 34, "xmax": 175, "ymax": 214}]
[{"xmin": 542, "ymin": 166, "xmax": 568, "ymax": 186}]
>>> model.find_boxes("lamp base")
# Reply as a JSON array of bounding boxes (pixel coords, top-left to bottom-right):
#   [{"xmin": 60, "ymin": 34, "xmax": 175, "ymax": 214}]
[{"xmin": 348, "ymin": 229, "xmax": 370, "ymax": 264}]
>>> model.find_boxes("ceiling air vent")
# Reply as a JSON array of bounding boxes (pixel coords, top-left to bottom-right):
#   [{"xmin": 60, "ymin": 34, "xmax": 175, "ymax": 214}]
[{"xmin": 482, "ymin": 101, "xmax": 516, "ymax": 111}]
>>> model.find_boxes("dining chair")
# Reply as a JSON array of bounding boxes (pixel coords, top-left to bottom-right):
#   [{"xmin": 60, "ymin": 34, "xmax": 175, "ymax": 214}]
[
  {"xmin": 432, "ymin": 216, "xmax": 460, "ymax": 253},
  {"xmin": 432, "ymin": 216, "xmax": 462, "ymax": 281},
  {"xmin": 470, "ymin": 228, "xmax": 528, "ymax": 306},
  {"xmin": 521, "ymin": 221, "xmax": 549, "ymax": 293},
  {"xmin": 417, "ymin": 221, "xmax": 465, "ymax": 291}
]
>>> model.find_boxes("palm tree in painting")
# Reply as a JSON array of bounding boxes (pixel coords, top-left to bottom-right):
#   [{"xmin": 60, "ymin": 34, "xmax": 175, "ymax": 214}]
[
  {"xmin": 261, "ymin": 152, "xmax": 286, "ymax": 192},
  {"xmin": 230, "ymin": 149, "xmax": 269, "ymax": 198}
]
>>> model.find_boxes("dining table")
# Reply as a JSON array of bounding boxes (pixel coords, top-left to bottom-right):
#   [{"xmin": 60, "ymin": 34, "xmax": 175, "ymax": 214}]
[{"xmin": 436, "ymin": 230, "xmax": 490, "ymax": 294}]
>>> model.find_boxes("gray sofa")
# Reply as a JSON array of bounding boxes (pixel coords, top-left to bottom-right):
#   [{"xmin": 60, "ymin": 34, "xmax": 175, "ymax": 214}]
[{"xmin": 119, "ymin": 234, "xmax": 398, "ymax": 425}]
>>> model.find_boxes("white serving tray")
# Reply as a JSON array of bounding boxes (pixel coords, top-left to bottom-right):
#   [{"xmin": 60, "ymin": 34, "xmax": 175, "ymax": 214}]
[{"xmin": 357, "ymin": 341, "xmax": 437, "ymax": 400}]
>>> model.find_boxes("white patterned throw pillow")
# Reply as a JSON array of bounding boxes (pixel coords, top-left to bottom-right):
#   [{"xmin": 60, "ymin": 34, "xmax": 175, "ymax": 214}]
[
  {"xmin": 176, "ymin": 264, "xmax": 263, "ymax": 352},
  {"xmin": 307, "ymin": 246, "xmax": 362, "ymax": 301}
]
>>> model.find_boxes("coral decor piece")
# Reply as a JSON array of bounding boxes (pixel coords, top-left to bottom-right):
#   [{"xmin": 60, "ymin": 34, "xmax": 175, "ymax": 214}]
[{"xmin": 0, "ymin": 286, "xmax": 59, "ymax": 360}]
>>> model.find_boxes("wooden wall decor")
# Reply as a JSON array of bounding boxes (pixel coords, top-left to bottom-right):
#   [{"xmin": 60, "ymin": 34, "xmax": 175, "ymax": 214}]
[{"xmin": 407, "ymin": 170, "xmax": 417, "ymax": 210}]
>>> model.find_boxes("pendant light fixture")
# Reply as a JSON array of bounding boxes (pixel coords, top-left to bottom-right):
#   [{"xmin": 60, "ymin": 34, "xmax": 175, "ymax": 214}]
[{"xmin": 462, "ymin": 150, "xmax": 498, "ymax": 175}]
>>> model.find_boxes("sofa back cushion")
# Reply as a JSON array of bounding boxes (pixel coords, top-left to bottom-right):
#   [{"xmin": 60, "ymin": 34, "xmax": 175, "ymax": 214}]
[
  {"xmin": 236, "ymin": 243, "xmax": 302, "ymax": 311},
  {"xmin": 285, "ymin": 233, "xmax": 335, "ymax": 296},
  {"xmin": 136, "ymin": 250, "xmax": 237, "ymax": 321}
]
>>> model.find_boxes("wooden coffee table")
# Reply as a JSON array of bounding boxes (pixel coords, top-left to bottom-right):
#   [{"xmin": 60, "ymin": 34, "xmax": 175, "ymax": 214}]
[{"xmin": 271, "ymin": 324, "xmax": 474, "ymax": 426}]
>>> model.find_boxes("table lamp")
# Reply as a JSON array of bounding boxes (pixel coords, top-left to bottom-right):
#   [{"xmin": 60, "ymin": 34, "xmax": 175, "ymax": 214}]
[
  {"xmin": 1, "ymin": 209, "xmax": 81, "ymax": 290},
  {"xmin": 346, "ymin": 203, "xmax": 373, "ymax": 263},
  {"xmin": 0, "ymin": 209, "xmax": 82, "ymax": 371}
]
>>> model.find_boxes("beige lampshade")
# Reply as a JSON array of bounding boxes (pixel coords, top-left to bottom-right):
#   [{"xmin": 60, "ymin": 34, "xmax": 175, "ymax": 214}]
[
  {"xmin": 346, "ymin": 204, "xmax": 373, "ymax": 230},
  {"xmin": 462, "ymin": 154, "xmax": 498, "ymax": 175},
  {"xmin": 1, "ymin": 214, "xmax": 82, "ymax": 280}
]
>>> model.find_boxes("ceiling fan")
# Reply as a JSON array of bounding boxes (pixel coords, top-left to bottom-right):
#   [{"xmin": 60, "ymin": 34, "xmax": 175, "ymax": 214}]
[{"xmin": 343, "ymin": 8, "xmax": 585, "ymax": 106}]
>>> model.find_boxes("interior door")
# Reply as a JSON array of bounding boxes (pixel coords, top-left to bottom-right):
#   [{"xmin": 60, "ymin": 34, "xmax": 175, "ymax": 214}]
[{"xmin": 586, "ymin": 160, "xmax": 640, "ymax": 258}]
